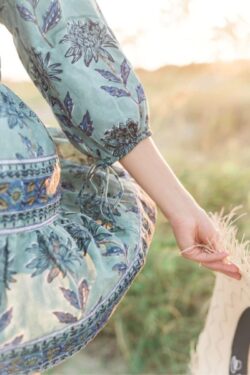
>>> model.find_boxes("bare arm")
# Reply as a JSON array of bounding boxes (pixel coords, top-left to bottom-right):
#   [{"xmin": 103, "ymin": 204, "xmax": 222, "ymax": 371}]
[{"xmin": 120, "ymin": 136, "xmax": 241, "ymax": 280}]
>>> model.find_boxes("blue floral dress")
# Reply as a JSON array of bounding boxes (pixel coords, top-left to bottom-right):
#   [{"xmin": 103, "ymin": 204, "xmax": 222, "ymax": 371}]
[{"xmin": 0, "ymin": 0, "xmax": 157, "ymax": 373}]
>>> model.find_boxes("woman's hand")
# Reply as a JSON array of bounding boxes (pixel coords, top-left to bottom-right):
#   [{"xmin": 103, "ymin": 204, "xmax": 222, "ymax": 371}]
[
  {"xmin": 120, "ymin": 136, "xmax": 242, "ymax": 280},
  {"xmin": 169, "ymin": 205, "xmax": 242, "ymax": 280}
]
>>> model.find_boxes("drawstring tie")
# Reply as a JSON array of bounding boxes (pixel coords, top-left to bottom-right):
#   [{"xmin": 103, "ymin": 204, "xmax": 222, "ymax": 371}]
[{"xmin": 77, "ymin": 160, "xmax": 124, "ymax": 226}]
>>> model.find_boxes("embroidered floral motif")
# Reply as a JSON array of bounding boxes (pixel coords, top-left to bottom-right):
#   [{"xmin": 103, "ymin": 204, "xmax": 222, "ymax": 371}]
[
  {"xmin": 16, "ymin": 0, "xmax": 62, "ymax": 47},
  {"xmin": 60, "ymin": 211, "xmax": 128, "ymax": 258},
  {"xmin": 79, "ymin": 110, "xmax": 94, "ymax": 136},
  {"xmin": 50, "ymin": 92, "xmax": 95, "ymax": 137},
  {"xmin": 95, "ymin": 58, "xmax": 147, "ymax": 118},
  {"xmin": 0, "ymin": 90, "xmax": 35, "ymax": 129},
  {"xmin": 29, "ymin": 48, "xmax": 63, "ymax": 98},
  {"xmin": 0, "ymin": 174, "xmax": 60, "ymax": 213},
  {"xmin": 59, "ymin": 18, "xmax": 118, "ymax": 66},
  {"xmin": 78, "ymin": 192, "xmax": 121, "ymax": 224},
  {"xmin": 100, "ymin": 119, "xmax": 151, "ymax": 159},
  {"xmin": 25, "ymin": 231, "xmax": 82, "ymax": 282},
  {"xmin": 18, "ymin": 132, "xmax": 45, "ymax": 158},
  {"xmin": 53, "ymin": 278, "xmax": 90, "ymax": 324},
  {"xmin": 60, "ymin": 220, "xmax": 91, "ymax": 256}
]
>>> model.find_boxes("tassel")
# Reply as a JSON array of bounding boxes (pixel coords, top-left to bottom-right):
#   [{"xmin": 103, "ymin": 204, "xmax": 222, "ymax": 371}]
[{"xmin": 77, "ymin": 160, "xmax": 124, "ymax": 226}]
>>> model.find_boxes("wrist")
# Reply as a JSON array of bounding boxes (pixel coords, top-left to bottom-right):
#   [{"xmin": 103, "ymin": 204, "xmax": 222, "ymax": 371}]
[{"xmin": 161, "ymin": 184, "xmax": 201, "ymax": 225}]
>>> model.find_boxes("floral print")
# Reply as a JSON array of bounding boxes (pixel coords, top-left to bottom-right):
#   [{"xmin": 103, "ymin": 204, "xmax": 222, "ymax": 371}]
[
  {"xmin": 95, "ymin": 57, "xmax": 148, "ymax": 123},
  {"xmin": 0, "ymin": 90, "xmax": 35, "ymax": 129},
  {"xmin": 60, "ymin": 18, "xmax": 118, "ymax": 66},
  {"xmin": 16, "ymin": 0, "xmax": 62, "ymax": 47},
  {"xmin": 50, "ymin": 91, "xmax": 95, "ymax": 137},
  {"xmin": 0, "ymin": 307, "xmax": 13, "ymax": 332},
  {"xmin": 25, "ymin": 231, "xmax": 82, "ymax": 282},
  {"xmin": 0, "ymin": 0, "xmax": 157, "ymax": 373},
  {"xmin": 29, "ymin": 48, "xmax": 63, "ymax": 98},
  {"xmin": 78, "ymin": 192, "xmax": 121, "ymax": 223},
  {"xmin": 0, "ymin": 245, "xmax": 17, "ymax": 306},
  {"xmin": 96, "ymin": 58, "xmax": 146, "ymax": 103},
  {"xmin": 60, "ymin": 211, "xmax": 126, "ymax": 257},
  {"xmin": 100, "ymin": 119, "xmax": 152, "ymax": 158},
  {"xmin": 0, "ymin": 311, "xmax": 24, "ymax": 357},
  {"xmin": 53, "ymin": 278, "xmax": 90, "ymax": 324},
  {"xmin": 12, "ymin": 0, "xmax": 153, "ymax": 167},
  {"xmin": 0, "ymin": 168, "xmax": 60, "ymax": 212}
]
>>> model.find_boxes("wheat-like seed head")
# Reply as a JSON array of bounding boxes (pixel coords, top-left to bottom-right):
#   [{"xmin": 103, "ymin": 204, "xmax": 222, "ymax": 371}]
[{"xmin": 207, "ymin": 205, "xmax": 250, "ymax": 274}]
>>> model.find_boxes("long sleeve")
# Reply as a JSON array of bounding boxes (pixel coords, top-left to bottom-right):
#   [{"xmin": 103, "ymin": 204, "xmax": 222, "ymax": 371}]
[{"xmin": 0, "ymin": 0, "xmax": 153, "ymax": 167}]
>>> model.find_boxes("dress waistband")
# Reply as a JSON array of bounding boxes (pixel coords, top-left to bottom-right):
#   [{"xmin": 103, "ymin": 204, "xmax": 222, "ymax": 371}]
[{"xmin": 0, "ymin": 155, "xmax": 61, "ymax": 234}]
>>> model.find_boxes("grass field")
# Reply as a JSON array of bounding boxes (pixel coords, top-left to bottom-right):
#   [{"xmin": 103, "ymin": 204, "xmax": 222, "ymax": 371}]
[{"xmin": 4, "ymin": 60, "xmax": 250, "ymax": 374}]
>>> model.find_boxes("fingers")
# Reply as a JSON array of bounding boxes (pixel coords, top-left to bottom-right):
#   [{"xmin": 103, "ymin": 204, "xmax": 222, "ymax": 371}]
[
  {"xmin": 200, "ymin": 260, "xmax": 241, "ymax": 280},
  {"xmin": 180, "ymin": 245, "xmax": 242, "ymax": 280},
  {"xmin": 176, "ymin": 216, "xmax": 242, "ymax": 280},
  {"xmin": 201, "ymin": 259, "xmax": 239, "ymax": 273},
  {"xmin": 180, "ymin": 246, "xmax": 229, "ymax": 264}
]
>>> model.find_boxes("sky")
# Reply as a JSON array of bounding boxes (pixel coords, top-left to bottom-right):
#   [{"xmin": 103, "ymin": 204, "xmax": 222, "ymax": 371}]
[{"xmin": 0, "ymin": 0, "xmax": 250, "ymax": 81}]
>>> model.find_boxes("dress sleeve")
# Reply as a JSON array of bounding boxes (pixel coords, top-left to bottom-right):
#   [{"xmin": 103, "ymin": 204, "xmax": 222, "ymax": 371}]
[{"xmin": 1, "ymin": 0, "xmax": 153, "ymax": 167}]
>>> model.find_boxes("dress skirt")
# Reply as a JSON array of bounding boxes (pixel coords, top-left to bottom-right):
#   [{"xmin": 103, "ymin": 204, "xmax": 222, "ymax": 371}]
[{"xmin": 0, "ymin": 126, "xmax": 157, "ymax": 374}]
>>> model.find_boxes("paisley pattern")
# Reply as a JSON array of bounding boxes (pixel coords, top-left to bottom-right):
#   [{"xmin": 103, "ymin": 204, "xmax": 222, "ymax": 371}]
[{"xmin": 0, "ymin": 0, "xmax": 157, "ymax": 373}]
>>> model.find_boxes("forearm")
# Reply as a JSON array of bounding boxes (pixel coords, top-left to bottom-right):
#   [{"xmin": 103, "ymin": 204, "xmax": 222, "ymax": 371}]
[{"xmin": 119, "ymin": 136, "xmax": 200, "ymax": 224}]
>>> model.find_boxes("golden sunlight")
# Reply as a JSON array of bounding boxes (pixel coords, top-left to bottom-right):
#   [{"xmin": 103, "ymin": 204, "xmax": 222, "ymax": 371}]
[{"xmin": 0, "ymin": 0, "xmax": 250, "ymax": 80}]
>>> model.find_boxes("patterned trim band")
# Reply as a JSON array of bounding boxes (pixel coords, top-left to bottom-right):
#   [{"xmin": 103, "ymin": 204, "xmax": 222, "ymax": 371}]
[
  {"xmin": 0, "ymin": 155, "xmax": 61, "ymax": 232},
  {"xmin": 0, "ymin": 155, "xmax": 59, "ymax": 179},
  {"xmin": 0, "ymin": 212, "xmax": 59, "ymax": 235}
]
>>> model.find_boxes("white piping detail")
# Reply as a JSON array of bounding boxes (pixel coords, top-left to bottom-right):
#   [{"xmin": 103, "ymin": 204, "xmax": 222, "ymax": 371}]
[
  {"xmin": 0, "ymin": 213, "xmax": 58, "ymax": 235},
  {"xmin": 0, "ymin": 154, "xmax": 58, "ymax": 165}
]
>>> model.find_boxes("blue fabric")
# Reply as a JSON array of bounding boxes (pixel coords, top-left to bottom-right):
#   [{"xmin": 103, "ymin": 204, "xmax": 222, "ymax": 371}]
[
  {"xmin": 0, "ymin": 1, "xmax": 157, "ymax": 374},
  {"xmin": 0, "ymin": 0, "xmax": 152, "ymax": 166}
]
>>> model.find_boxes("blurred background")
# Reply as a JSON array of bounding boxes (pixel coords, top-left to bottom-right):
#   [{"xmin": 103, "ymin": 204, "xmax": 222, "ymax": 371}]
[{"xmin": 1, "ymin": 0, "xmax": 250, "ymax": 373}]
